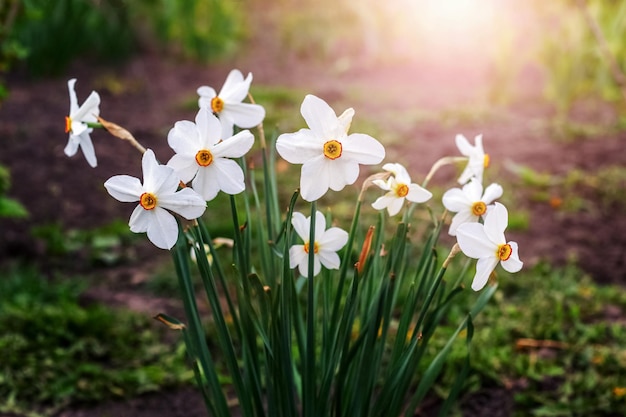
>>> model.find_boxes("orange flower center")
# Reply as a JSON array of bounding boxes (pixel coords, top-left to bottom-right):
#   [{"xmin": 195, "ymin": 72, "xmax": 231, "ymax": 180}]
[
  {"xmin": 395, "ymin": 183, "xmax": 409, "ymax": 198},
  {"xmin": 484, "ymin": 154, "xmax": 490, "ymax": 168},
  {"xmin": 471, "ymin": 201, "xmax": 487, "ymax": 216},
  {"xmin": 65, "ymin": 116, "xmax": 72, "ymax": 133},
  {"xmin": 303, "ymin": 241, "xmax": 319, "ymax": 254},
  {"xmin": 195, "ymin": 149, "xmax": 213, "ymax": 167},
  {"xmin": 497, "ymin": 243, "xmax": 512, "ymax": 261},
  {"xmin": 211, "ymin": 97, "xmax": 225, "ymax": 113},
  {"xmin": 323, "ymin": 140, "xmax": 342, "ymax": 160},
  {"xmin": 140, "ymin": 192, "xmax": 158, "ymax": 210}
]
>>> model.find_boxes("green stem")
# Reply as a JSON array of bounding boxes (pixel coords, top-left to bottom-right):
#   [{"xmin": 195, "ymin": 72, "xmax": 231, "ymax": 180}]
[{"xmin": 304, "ymin": 200, "xmax": 317, "ymax": 417}]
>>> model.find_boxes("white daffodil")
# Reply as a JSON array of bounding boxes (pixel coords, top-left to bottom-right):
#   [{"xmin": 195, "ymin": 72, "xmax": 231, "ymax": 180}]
[
  {"xmin": 64, "ymin": 78, "xmax": 100, "ymax": 167},
  {"xmin": 289, "ymin": 211, "xmax": 348, "ymax": 277},
  {"xmin": 456, "ymin": 134, "xmax": 489, "ymax": 185},
  {"xmin": 197, "ymin": 69, "xmax": 266, "ymax": 139},
  {"xmin": 166, "ymin": 107, "xmax": 254, "ymax": 201},
  {"xmin": 372, "ymin": 162, "xmax": 432, "ymax": 216},
  {"xmin": 104, "ymin": 149, "xmax": 207, "ymax": 250},
  {"xmin": 442, "ymin": 178, "xmax": 503, "ymax": 236},
  {"xmin": 276, "ymin": 95, "xmax": 385, "ymax": 202},
  {"xmin": 456, "ymin": 202, "xmax": 523, "ymax": 291}
]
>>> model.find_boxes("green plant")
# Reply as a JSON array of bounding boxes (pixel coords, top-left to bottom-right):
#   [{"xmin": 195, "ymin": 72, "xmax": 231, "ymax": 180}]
[
  {"xmin": 0, "ymin": 163, "xmax": 27, "ymax": 218},
  {"xmin": 0, "ymin": 263, "xmax": 192, "ymax": 415}
]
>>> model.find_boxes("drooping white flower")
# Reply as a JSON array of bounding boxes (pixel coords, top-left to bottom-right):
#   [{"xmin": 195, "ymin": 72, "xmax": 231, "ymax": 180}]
[
  {"xmin": 456, "ymin": 202, "xmax": 523, "ymax": 291},
  {"xmin": 104, "ymin": 149, "xmax": 207, "ymax": 250},
  {"xmin": 372, "ymin": 162, "xmax": 432, "ymax": 216},
  {"xmin": 289, "ymin": 211, "xmax": 348, "ymax": 277},
  {"xmin": 197, "ymin": 69, "xmax": 266, "ymax": 139},
  {"xmin": 276, "ymin": 95, "xmax": 385, "ymax": 202},
  {"xmin": 64, "ymin": 78, "xmax": 100, "ymax": 167},
  {"xmin": 442, "ymin": 178, "xmax": 503, "ymax": 236},
  {"xmin": 456, "ymin": 134, "xmax": 489, "ymax": 184},
  {"xmin": 166, "ymin": 107, "xmax": 254, "ymax": 201}
]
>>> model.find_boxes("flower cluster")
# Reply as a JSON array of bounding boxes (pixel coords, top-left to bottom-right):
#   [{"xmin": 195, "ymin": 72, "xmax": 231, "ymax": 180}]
[{"xmin": 63, "ymin": 70, "xmax": 522, "ymax": 287}]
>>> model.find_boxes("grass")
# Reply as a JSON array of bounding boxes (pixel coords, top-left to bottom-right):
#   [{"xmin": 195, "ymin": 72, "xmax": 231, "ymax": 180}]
[{"xmin": 0, "ymin": 263, "xmax": 193, "ymax": 416}]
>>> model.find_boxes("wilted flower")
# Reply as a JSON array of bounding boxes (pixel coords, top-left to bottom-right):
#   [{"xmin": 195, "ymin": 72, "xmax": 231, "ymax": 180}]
[
  {"xmin": 456, "ymin": 202, "xmax": 523, "ymax": 291},
  {"xmin": 166, "ymin": 107, "xmax": 254, "ymax": 201},
  {"xmin": 289, "ymin": 211, "xmax": 348, "ymax": 277},
  {"xmin": 64, "ymin": 79, "xmax": 100, "ymax": 167},
  {"xmin": 372, "ymin": 162, "xmax": 432, "ymax": 216},
  {"xmin": 442, "ymin": 178, "xmax": 503, "ymax": 236},
  {"xmin": 197, "ymin": 69, "xmax": 266, "ymax": 139},
  {"xmin": 104, "ymin": 149, "xmax": 207, "ymax": 250},
  {"xmin": 276, "ymin": 95, "xmax": 385, "ymax": 202},
  {"xmin": 456, "ymin": 134, "xmax": 488, "ymax": 184}
]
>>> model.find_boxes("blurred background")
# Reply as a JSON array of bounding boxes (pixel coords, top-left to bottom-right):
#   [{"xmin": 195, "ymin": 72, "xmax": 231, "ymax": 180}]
[{"xmin": 0, "ymin": 0, "xmax": 625, "ymax": 416}]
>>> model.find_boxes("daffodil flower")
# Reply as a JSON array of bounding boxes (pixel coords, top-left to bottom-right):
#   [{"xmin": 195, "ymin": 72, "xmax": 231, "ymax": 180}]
[
  {"xmin": 64, "ymin": 79, "xmax": 100, "ymax": 167},
  {"xmin": 456, "ymin": 134, "xmax": 489, "ymax": 184},
  {"xmin": 289, "ymin": 211, "xmax": 348, "ymax": 277},
  {"xmin": 197, "ymin": 69, "xmax": 266, "ymax": 139},
  {"xmin": 104, "ymin": 149, "xmax": 207, "ymax": 250},
  {"xmin": 372, "ymin": 163, "xmax": 432, "ymax": 216},
  {"xmin": 456, "ymin": 202, "xmax": 523, "ymax": 291},
  {"xmin": 166, "ymin": 107, "xmax": 254, "ymax": 201},
  {"xmin": 442, "ymin": 178, "xmax": 503, "ymax": 236},
  {"xmin": 276, "ymin": 95, "xmax": 385, "ymax": 202}
]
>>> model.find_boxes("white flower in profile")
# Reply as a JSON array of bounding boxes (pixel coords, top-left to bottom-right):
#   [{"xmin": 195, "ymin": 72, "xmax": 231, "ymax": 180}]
[
  {"xmin": 456, "ymin": 134, "xmax": 489, "ymax": 185},
  {"xmin": 166, "ymin": 107, "xmax": 254, "ymax": 201},
  {"xmin": 289, "ymin": 211, "xmax": 348, "ymax": 277},
  {"xmin": 104, "ymin": 149, "xmax": 207, "ymax": 250},
  {"xmin": 64, "ymin": 78, "xmax": 100, "ymax": 167},
  {"xmin": 197, "ymin": 69, "xmax": 266, "ymax": 139},
  {"xmin": 276, "ymin": 94, "xmax": 385, "ymax": 202},
  {"xmin": 456, "ymin": 202, "xmax": 523, "ymax": 291},
  {"xmin": 442, "ymin": 178, "xmax": 503, "ymax": 236},
  {"xmin": 372, "ymin": 162, "xmax": 432, "ymax": 216}
]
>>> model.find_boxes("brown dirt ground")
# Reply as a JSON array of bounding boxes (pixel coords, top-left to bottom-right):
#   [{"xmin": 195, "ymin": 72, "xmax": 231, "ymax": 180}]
[{"xmin": 1, "ymin": 3, "xmax": 625, "ymax": 417}]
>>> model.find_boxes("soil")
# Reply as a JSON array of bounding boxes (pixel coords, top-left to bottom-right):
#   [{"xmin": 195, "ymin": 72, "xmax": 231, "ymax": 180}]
[{"xmin": 1, "ymin": 2, "xmax": 625, "ymax": 416}]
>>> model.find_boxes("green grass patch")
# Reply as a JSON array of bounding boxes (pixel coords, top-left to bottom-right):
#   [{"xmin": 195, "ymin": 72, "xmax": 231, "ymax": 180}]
[{"xmin": 0, "ymin": 264, "xmax": 192, "ymax": 415}]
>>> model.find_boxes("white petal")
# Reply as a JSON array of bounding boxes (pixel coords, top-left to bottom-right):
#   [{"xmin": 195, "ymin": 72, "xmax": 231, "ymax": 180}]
[
  {"xmin": 318, "ymin": 227, "xmax": 348, "ymax": 251},
  {"xmin": 482, "ymin": 183, "xmax": 503, "ymax": 204},
  {"xmin": 337, "ymin": 107, "xmax": 355, "ymax": 132},
  {"xmin": 191, "ymin": 166, "xmax": 221, "ymax": 201},
  {"xmin": 383, "ymin": 163, "xmax": 410, "ymax": 183},
  {"xmin": 213, "ymin": 130, "xmax": 254, "ymax": 158},
  {"xmin": 313, "ymin": 211, "xmax": 327, "ymax": 243},
  {"xmin": 72, "ymin": 91, "xmax": 100, "ymax": 122},
  {"xmin": 405, "ymin": 184, "xmax": 432, "ymax": 203},
  {"xmin": 168, "ymin": 120, "xmax": 201, "ymax": 155},
  {"xmin": 372, "ymin": 178, "xmax": 391, "ymax": 191},
  {"xmin": 463, "ymin": 178, "xmax": 483, "ymax": 201},
  {"xmin": 197, "ymin": 86, "xmax": 217, "ymax": 108},
  {"xmin": 67, "ymin": 78, "xmax": 78, "ymax": 114},
  {"xmin": 455, "ymin": 134, "xmax": 473, "ymax": 156},
  {"xmin": 442, "ymin": 187, "xmax": 469, "ymax": 212},
  {"xmin": 372, "ymin": 194, "xmax": 394, "ymax": 211},
  {"xmin": 328, "ymin": 159, "xmax": 358, "ymax": 191},
  {"xmin": 222, "ymin": 103, "xmax": 265, "ymax": 129},
  {"xmin": 289, "ymin": 245, "xmax": 307, "ymax": 269},
  {"xmin": 219, "ymin": 69, "xmax": 249, "ymax": 102},
  {"xmin": 166, "ymin": 153, "xmax": 198, "ymax": 183},
  {"xmin": 64, "ymin": 135, "xmax": 80, "ymax": 157},
  {"xmin": 219, "ymin": 117, "xmax": 235, "ymax": 140},
  {"xmin": 457, "ymin": 164, "xmax": 474, "ymax": 185},
  {"xmin": 447, "ymin": 210, "xmax": 476, "ymax": 236},
  {"xmin": 501, "ymin": 241, "xmax": 523, "ymax": 273},
  {"xmin": 300, "ymin": 156, "xmax": 330, "ymax": 201},
  {"xmin": 483, "ymin": 202, "xmax": 508, "ymax": 245},
  {"xmin": 195, "ymin": 108, "xmax": 223, "ymax": 147},
  {"xmin": 300, "ymin": 95, "xmax": 341, "ymax": 138},
  {"xmin": 471, "ymin": 257, "xmax": 499, "ymax": 291},
  {"xmin": 456, "ymin": 223, "xmax": 498, "ymax": 259},
  {"xmin": 318, "ymin": 250, "xmax": 341, "ymax": 270},
  {"xmin": 78, "ymin": 132, "xmax": 97, "ymax": 167},
  {"xmin": 158, "ymin": 188, "xmax": 207, "ymax": 220},
  {"xmin": 146, "ymin": 207, "xmax": 179, "ymax": 250},
  {"xmin": 104, "ymin": 175, "xmax": 143, "ymax": 202},
  {"xmin": 291, "ymin": 212, "xmax": 310, "ymax": 242},
  {"xmin": 129, "ymin": 204, "xmax": 151, "ymax": 232},
  {"xmin": 342, "ymin": 133, "xmax": 385, "ymax": 165},
  {"xmin": 213, "ymin": 158, "xmax": 246, "ymax": 195},
  {"xmin": 386, "ymin": 197, "xmax": 405, "ymax": 216},
  {"xmin": 276, "ymin": 130, "xmax": 323, "ymax": 164}
]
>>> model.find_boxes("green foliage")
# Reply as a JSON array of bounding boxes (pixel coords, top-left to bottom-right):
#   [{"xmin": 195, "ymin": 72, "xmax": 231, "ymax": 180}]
[
  {"xmin": 0, "ymin": 164, "xmax": 27, "ymax": 218},
  {"xmin": 0, "ymin": 264, "xmax": 192, "ymax": 414},
  {"xmin": 453, "ymin": 262, "xmax": 626, "ymax": 416}
]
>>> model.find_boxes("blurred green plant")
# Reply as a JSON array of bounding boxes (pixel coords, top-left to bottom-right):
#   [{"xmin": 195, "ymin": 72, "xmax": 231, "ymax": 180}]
[
  {"xmin": 0, "ymin": 164, "xmax": 27, "ymax": 218},
  {"xmin": 0, "ymin": 263, "xmax": 193, "ymax": 415}
]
